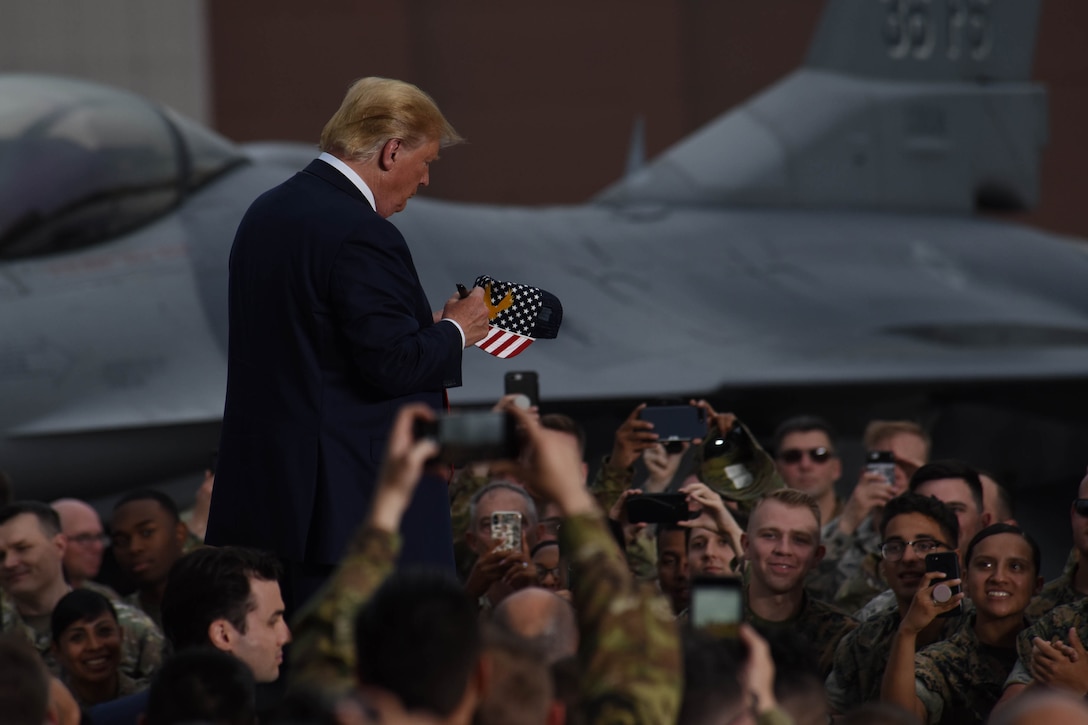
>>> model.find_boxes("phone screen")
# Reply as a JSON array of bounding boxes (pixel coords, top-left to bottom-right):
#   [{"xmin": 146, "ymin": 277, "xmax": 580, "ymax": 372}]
[
  {"xmin": 690, "ymin": 577, "xmax": 743, "ymax": 638},
  {"xmin": 639, "ymin": 405, "xmax": 705, "ymax": 442},
  {"xmin": 491, "ymin": 511, "xmax": 522, "ymax": 553}
]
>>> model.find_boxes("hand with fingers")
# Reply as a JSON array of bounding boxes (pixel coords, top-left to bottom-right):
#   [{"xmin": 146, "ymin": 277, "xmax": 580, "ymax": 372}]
[
  {"xmin": 1031, "ymin": 627, "xmax": 1088, "ymax": 694},
  {"xmin": 678, "ymin": 481, "xmax": 744, "ymax": 555},
  {"xmin": 609, "ymin": 403, "xmax": 660, "ymax": 470},
  {"xmin": 609, "ymin": 488, "xmax": 649, "ymax": 547},
  {"xmin": 900, "ymin": 570, "xmax": 964, "ymax": 636}
]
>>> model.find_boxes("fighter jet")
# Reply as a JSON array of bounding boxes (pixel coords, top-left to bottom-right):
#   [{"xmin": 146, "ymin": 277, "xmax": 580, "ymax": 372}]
[{"xmin": 2, "ymin": 0, "xmax": 1086, "ymax": 503}]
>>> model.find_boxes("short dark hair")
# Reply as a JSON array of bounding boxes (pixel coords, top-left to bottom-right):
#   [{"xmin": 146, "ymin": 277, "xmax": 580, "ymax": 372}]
[
  {"xmin": 540, "ymin": 413, "xmax": 587, "ymax": 457},
  {"xmin": 909, "ymin": 460, "xmax": 984, "ymax": 513},
  {"xmin": 144, "ymin": 648, "xmax": 256, "ymax": 725},
  {"xmin": 0, "ymin": 635, "xmax": 50, "ymax": 725},
  {"xmin": 678, "ymin": 631, "xmax": 745, "ymax": 725},
  {"xmin": 51, "ymin": 588, "xmax": 118, "ymax": 642},
  {"xmin": 772, "ymin": 415, "xmax": 836, "ymax": 454},
  {"xmin": 161, "ymin": 547, "xmax": 282, "ymax": 651},
  {"xmin": 354, "ymin": 570, "xmax": 481, "ymax": 717},
  {"xmin": 880, "ymin": 492, "xmax": 959, "ymax": 548},
  {"xmin": 113, "ymin": 489, "xmax": 181, "ymax": 522},
  {"xmin": 0, "ymin": 501, "xmax": 61, "ymax": 536},
  {"xmin": 965, "ymin": 523, "xmax": 1041, "ymax": 577}
]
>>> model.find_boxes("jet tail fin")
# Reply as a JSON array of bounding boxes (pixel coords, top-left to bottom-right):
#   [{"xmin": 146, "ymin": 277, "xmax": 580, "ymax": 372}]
[
  {"xmin": 597, "ymin": 0, "xmax": 1047, "ymax": 214},
  {"xmin": 806, "ymin": 0, "xmax": 1042, "ymax": 83}
]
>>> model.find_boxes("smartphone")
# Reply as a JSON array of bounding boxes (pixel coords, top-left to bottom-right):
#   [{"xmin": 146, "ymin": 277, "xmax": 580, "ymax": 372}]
[
  {"xmin": 413, "ymin": 411, "xmax": 519, "ymax": 466},
  {"xmin": 925, "ymin": 551, "xmax": 963, "ymax": 617},
  {"xmin": 625, "ymin": 492, "xmax": 691, "ymax": 524},
  {"xmin": 491, "ymin": 511, "xmax": 522, "ymax": 553},
  {"xmin": 690, "ymin": 576, "xmax": 743, "ymax": 639},
  {"xmin": 866, "ymin": 450, "xmax": 896, "ymax": 486},
  {"xmin": 638, "ymin": 404, "xmax": 706, "ymax": 442},
  {"xmin": 504, "ymin": 371, "xmax": 540, "ymax": 409}
]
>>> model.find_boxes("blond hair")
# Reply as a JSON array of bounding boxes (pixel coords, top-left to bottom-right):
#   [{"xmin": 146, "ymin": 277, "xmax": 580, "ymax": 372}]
[
  {"xmin": 863, "ymin": 420, "xmax": 930, "ymax": 456},
  {"xmin": 319, "ymin": 77, "xmax": 464, "ymax": 162},
  {"xmin": 750, "ymin": 488, "xmax": 822, "ymax": 529}
]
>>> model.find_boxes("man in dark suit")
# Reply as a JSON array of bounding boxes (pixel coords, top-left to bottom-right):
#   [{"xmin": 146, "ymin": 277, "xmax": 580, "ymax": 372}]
[{"xmin": 205, "ymin": 77, "xmax": 490, "ymax": 613}]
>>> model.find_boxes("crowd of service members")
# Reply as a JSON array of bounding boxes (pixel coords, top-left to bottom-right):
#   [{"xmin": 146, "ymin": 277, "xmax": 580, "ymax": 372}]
[{"xmin": 2, "ymin": 398, "xmax": 1088, "ymax": 725}]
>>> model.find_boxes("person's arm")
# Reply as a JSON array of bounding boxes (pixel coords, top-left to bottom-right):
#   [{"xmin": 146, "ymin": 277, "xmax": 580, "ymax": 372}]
[
  {"xmin": 678, "ymin": 481, "xmax": 745, "ymax": 562},
  {"xmin": 590, "ymin": 403, "xmax": 657, "ymax": 511},
  {"xmin": 330, "ymin": 234, "xmax": 488, "ymax": 395},
  {"xmin": 511, "ymin": 405, "xmax": 682, "ymax": 724},
  {"xmin": 289, "ymin": 404, "xmax": 439, "ymax": 692},
  {"xmin": 880, "ymin": 571, "xmax": 963, "ymax": 721}
]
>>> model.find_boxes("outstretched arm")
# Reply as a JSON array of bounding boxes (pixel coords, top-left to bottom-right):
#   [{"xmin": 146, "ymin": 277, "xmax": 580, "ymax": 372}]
[{"xmin": 288, "ymin": 403, "xmax": 439, "ymax": 692}]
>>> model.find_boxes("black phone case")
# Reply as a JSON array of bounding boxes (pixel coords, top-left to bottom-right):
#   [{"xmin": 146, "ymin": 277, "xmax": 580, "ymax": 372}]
[
  {"xmin": 925, "ymin": 551, "xmax": 963, "ymax": 617},
  {"xmin": 625, "ymin": 493, "xmax": 690, "ymax": 524}
]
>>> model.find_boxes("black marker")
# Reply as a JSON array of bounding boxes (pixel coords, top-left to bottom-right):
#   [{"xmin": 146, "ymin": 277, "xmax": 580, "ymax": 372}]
[{"xmin": 456, "ymin": 283, "xmax": 469, "ymax": 299}]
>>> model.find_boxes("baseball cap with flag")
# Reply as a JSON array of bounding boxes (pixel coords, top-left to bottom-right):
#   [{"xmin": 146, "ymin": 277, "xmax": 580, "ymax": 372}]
[{"xmin": 472, "ymin": 275, "xmax": 562, "ymax": 358}]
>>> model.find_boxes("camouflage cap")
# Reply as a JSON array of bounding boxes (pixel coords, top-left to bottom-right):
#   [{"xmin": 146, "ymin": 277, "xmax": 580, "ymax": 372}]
[{"xmin": 697, "ymin": 419, "xmax": 784, "ymax": 513}]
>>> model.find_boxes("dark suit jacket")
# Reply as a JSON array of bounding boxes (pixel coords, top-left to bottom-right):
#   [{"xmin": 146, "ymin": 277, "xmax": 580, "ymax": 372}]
[{"xmin": 205, "ymin": 159, "xmax": 462, "ymax": 570}]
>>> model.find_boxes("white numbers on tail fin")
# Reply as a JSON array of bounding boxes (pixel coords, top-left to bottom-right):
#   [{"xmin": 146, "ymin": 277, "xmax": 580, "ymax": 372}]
[
  {"xmin": 946, "ymin": 0, "xmax": 993, "ymax": 60},
  {"xmin": 881, "ymin": 0, "xmax": 992, "ymax": 61}
]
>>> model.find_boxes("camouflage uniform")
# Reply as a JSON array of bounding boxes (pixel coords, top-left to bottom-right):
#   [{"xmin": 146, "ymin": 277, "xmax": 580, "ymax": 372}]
[
  {"xmin": 806, "ymin": 513, "xmax": 884, "ymax": 612},
  {"xmin": 290, "ymin": 512, "xmax": 683, "ymax": 724},
  {"xmin": 64, "ymin": 670, "xmax": 147, "ymax": 709},
  {"xmin": 744, "ymin": 589, "xmax": 857, "ymax": 677},
  {"xmin": 587, "ymin": 459, "xmax": 664, "ymax": 583},
  {"xmin": 1025, "ymin": 551, "xmax": 1082, "ymax": 621},
  {"xmin": 0, "ymin": 590, "xmax": 163, "ymax": 680},
  {"xmin": 1007, "ymin": 598, "xmax": 1088, "ymax": 688},
  {"xmin": 448, "ymin": 465, "xmax": 491, "ymax": 580},
  {"xmin": 913, "ymin": 614, "xmax": 1020, "ymax": 725},
  {"xmin": 80, "ymin": 579, "xmax": 121, "ymax": 601},
  {"xmin": 825, "ymin": 603, "xmax": 965, "ymax": 713},
  {"xmin": 561, "ymin": 512, "xmax": 682, "ymax": 725},
  {"xmin": 122, "ymin": 590, "xmax": 161, "ymax": 629}
]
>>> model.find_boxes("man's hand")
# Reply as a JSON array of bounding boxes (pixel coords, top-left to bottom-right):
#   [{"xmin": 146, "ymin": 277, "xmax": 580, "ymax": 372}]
[
  {"xmin": 509, "ymin": 405, "xmax": 597, "ymax": 517},
  {"xmin": 678, "ymin": 482, "xmax": 743, "ymax": 556},
  {"xmin": 690, "ymin": 399, "xmax": 736, "ymax": 444},
  {"xmin": 837, "ymin": 470, "xmax": 897, "ymax": 535},
  {"xmin": 609, "ymin": 488, "xmax": 649, "ymax": 547},
  {"xmin": 1031, "ymin": 628, "xmax": 1088, "ymax": 694},
  {"xmin": 367, "ymin": 404, "xmax": 439, "ymax": 533},
  {"xmin": 900, "ymin": 571, "xmax": 964, "ymax": 636},
  {"xmin": 739, "ymin": 624, "xmax": 778, "ymax": 715},
  {"xmin": 441, "ymin": 286, "xmax": 490, "ymax": 346},
  {"xmin": 464, "ymin": 544, "xmax": 531, "ymax": 599},
  {"xmin": 643, "ymin": 443, "xmax": 687, "ymax": 492},
  {"xmin": 610, "ymin": 403, "xmax": 658, "ymax": 470}
]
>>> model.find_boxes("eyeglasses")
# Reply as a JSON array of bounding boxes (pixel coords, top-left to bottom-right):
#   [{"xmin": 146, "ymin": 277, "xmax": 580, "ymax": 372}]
[
  {"xmin": 68, "ymin": 533, "xmax": 110, "ymax": 547},
  {"xmin": 1074, "ymin": 499, "xmax": 1088, "ymax": 518},
  {"xmin": 880, "ymin": 538, "xmax": 949, "ymax": 561},
  {"xmin": 777, "ymin": 447, "xmax": 834, "ymax": 465},
  {"xmin": 535, "ymin": 564, "xmax": 562, "ymax": 581}
]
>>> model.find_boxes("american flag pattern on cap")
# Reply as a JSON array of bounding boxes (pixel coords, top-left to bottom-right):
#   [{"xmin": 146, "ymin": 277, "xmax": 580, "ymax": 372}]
[{"xmin": 472, "ymin": 275, "xmax": 562, "ymax": 359}]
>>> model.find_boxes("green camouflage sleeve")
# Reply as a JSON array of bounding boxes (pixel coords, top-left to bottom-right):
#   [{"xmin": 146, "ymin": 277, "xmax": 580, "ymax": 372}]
[
  {"xmin": 625, "ymin": 529, "xmax": 659, "ymax": 582},
  {"xmin": 449, "ymin": 465, "xmax": 491, "ymax": 579},
  {"xmin": 288, "ymin": 526, "xmax": 400, "ymax": 693},
  {"xmin": 114, "ymin": 602, "xmax": 165, "ymax": 681},
  {"xmin": 589, "ymin": 456, "xmax": 634, "ymax": 513},
  {"xmin": 561, "ymin": 512, "xmax": 682, "ymax": 725}
]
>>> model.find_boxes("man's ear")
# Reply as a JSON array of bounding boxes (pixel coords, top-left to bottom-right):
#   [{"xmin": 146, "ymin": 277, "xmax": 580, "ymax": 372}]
[
  {"xmin": 174, "ymin": 521, "xmax": 188, "ymax": 546},
  {"xmin": 378, "ymin": 138, "xmax": 401, "ymax": 171},
  {"xmin": 814, "ymin": 543, "xmax": 826, "ymax": 564},
  {"xmin": 466, "ymin": 530, "xmax": 477, "ymax": 550},
  {"xmin": 207, "ymin": 618, "xmax": 234, "ymax": 653},
  {"xmin": 740, "ymin": 532, "xmax": 750, "ymax": 557},
  {"xmin": 981, "ymin": 511, "xmax": 993, "ymax": 528}
]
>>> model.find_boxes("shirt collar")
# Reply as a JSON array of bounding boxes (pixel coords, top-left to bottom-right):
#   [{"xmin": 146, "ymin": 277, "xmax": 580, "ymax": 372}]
[{"xmin": 317, "ymin": 152, "xmax": 376, "ymax": 211}]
